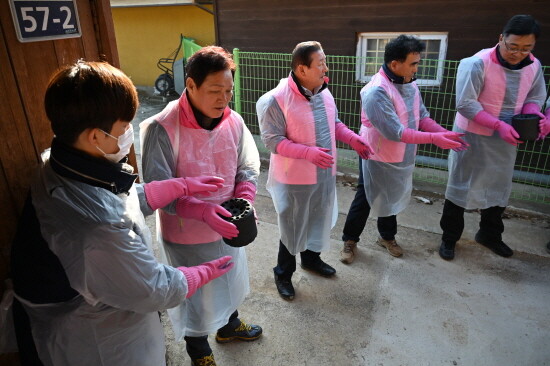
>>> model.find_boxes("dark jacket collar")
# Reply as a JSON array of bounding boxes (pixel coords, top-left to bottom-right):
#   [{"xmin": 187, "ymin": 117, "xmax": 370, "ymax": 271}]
[
  {"xmin": 290, "ymin": 71, "xmax": 328, "ymax": 101},
  {"xmin": 49, "ymin": 138, "xmax": 137, "ymax": 195},
  {"xmin": 382, "ymin": 63, "xmax": 416, "ymax": 84},
  {"xmin": 494, "ymin": 45, "xmax": 534, "ymax": 70}
]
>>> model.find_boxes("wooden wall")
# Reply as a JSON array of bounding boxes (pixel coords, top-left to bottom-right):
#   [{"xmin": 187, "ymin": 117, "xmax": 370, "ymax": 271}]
[
  {"xmin": 214, "ymin": 0, "xmax": 550, "ymax": 66},
  {"xmin": 0, "ymin": 0, "xmax": 121, "ymax": 364}
]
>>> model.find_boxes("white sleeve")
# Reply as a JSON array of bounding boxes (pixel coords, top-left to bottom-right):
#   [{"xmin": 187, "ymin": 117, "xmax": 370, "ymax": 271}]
[
  {"xmin": 257, "ymin": 93, "xmax": 288, "ymax": 153},
  {"xmin": 455, "ymin": 56, "xmax": 485, "ymax": 120},
  {"xmin": 141, "ymin": 120, "xmax": 178, "ymax": 214},
  {"xmin": 362, "ymin": 86, "xmax": 405, "ymax": 142}
]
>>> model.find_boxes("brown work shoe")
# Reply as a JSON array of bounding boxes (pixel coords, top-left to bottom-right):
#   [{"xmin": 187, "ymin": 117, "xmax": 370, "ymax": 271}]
[
  {"xmin": 340, "ymin": 240, "xmax": 357, "ymax": 264},
  {"xmin": 376, "ymin": 237, "xmax": 403, "ymax": 257}
]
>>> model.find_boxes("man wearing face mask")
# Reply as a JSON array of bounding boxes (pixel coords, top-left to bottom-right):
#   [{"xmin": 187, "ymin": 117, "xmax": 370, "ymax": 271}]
[
  {"xmin": 257, "ymin": 41, "xmax": 373, "ymax": 300},
  {"xmin": 10, "ymin": 61, "xmax": 234, "ymax": 366},
  {"xmin": 438, "ymin": 15, "xmax": 547, "ymax": 260},
  {"xmin": 339, "ymin": 35, "xmax": 467, "ymax": 264}
]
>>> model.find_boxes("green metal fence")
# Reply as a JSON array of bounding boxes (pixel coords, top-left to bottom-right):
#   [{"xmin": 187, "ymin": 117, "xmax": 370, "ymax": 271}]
[{"xmin": 233, "ymin": 49, "xmax": 550, "ymax": 205}]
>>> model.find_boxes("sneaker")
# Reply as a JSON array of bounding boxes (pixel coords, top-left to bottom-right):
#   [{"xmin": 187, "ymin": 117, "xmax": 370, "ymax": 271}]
[
  {"xmin": 191, "ymin": 353, "xmax": 216, "ymax": 366},
  {"xmin": 475, "ymin": 232, "xmax": 513, "ymax": 257},
  {"xmin": 376, "ymin": 237, "xmax": 403, "ymax": 257},
  {"xmin": 340, "ymin": 240, "xmax": 357, "ymax": 264},
  {"xmin": 439, "ymin": 241, "xmax": 455, "ymax": 260},
  {"xmin": 215, "ymin": 320, "xmax": 263, "ymax": 343}
]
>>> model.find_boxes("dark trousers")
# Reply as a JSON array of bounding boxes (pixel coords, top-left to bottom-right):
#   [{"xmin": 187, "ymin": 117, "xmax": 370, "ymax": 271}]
[
  {"xmin": 342, "ymin": 159, "xmax": 397, "ymax": 243},
  {"xmin": 440, "ymin": 199, "xmax": 506, "ymax": 244},
  {"xmin": 12, "ymin": 298, "xmax": 43, "ymax": 366},
  {"xmin": 185, "ymin": 310, "xmax": 239, "ymax": 359},
  {"xmin": 273, "ymin": 241, "xmax": 323, "ymax": 280}
]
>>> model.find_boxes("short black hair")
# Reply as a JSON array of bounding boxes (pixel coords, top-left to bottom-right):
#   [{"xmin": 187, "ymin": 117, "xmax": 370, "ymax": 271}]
[
  {"xmin": 291, "ymin": 41, "xmax": 323, "ymax": 71},
  {"xmin": 503, "ymin": 15, "xmax": 540, "ymax": 39},
  {"xmin": 185, "ymin": 46, "xmax": 236, "ymax": 88},
  {"xmin": 384, "ymin": 35, "xmax": 425, "ymax": 64},
  {"xmin": 45, "ymin": 60, "xmax": 138, "ymax": 145}
]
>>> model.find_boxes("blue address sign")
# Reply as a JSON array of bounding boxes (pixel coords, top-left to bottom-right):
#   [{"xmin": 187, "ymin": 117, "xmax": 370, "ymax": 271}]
[{"xmin": 9, "ymin": 0, "xmax": 81, "ymax": 43}]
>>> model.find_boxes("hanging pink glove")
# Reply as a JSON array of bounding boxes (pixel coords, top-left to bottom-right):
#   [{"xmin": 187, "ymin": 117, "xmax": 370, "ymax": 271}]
[
  {"xmin": 144, "ymin": 176, "xmax": 225, "ymax": 211},
  {"xmin": 401, "ymin": 128, "xmax": 466, "ymax": 149},
  {"xmin": 419, "ymin": 117, "xmax": 469, "ymax": 151},
  {"xmin": 472, "ymin": 110, "xmax": 522, "ymax": 146},
  {"xmin": 178, "ymin": 256, "xmax": 234, "ymax": 298},
  {"xmin": 334, "ymin": 123, "xmax": 373, "ymax": 159},
  {"xmin": 276, "ymin": 139, "xmax": 334, "ymax": 169},
  {"xmin": 176, "ymin": 197, "xmax": 239, "ymax": 238},
  {"xmin": 522, "ymin": 103, "xmax": 548, "ymax": 140},
  {"xmin": 234, "ymin": 181, "xmax": 256, "ymax": 204}
]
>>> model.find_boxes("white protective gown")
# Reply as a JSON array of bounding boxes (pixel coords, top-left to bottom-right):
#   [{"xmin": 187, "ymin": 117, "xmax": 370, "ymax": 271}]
[
  {"xmin": 361, "ymin": 83, "xmax": 429, "ymax": 217},
  {"xmin": 446, "ymin": 51, "xmax": 546, "ymax": 209},
  {"xmin": 140, "ymin": 96, "xmax": 260, "ymax": 340},
  {"xmin": 20, "ymin": 150, "xmax": 188, "ymax": 366},
  {"xmin": 257, "ymin": 77, "xmax": 338, "ymax": 255}
]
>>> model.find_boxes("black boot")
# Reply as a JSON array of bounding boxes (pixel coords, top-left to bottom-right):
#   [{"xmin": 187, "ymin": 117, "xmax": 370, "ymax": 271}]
[
  {"xmin": 300, "ymin": 258, "xmax": 336, "ymax": 277},
  {"xmin": 439, "ymin": 241, "xmax": 456, "ymax": 260},
  {"xmin": 300, "ymin": 250, "xmax": 336, "ymax": 277},
  {"xmin": 274, "ymin": 270, "xmax": 295, "ymax": 300},
  {"xmin": 475, "ymin": 232, "xmax": 513, "ymax": 257}
]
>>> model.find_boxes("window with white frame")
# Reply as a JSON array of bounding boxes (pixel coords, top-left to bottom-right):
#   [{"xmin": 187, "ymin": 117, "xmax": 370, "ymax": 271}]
[{"xmin": 355, "ymin": 32, "xmax": 448, "ymax": 86}]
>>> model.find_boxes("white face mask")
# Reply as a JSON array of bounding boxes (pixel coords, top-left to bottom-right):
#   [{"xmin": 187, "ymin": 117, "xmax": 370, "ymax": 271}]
[{"xmin": 96, "ymin": 125, "xmax": 134, "ymax": 163}]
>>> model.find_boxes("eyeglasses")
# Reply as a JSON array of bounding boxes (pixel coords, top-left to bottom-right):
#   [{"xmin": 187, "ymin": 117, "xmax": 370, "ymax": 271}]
[{"xmin": 502, "ymin": 40, "xmax": 534, "ymax": 55}]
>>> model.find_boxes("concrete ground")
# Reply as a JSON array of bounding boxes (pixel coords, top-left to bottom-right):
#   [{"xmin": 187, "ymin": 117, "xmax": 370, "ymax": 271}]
[{"xmin": 133, "ymin": 88, "xmax": 550, "ymax": 366}]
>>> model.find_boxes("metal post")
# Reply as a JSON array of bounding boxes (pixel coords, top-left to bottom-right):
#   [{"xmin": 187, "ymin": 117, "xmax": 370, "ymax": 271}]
[{"xmin": 233, "ymin": 48, "xmax": 242, "ymax": 115}]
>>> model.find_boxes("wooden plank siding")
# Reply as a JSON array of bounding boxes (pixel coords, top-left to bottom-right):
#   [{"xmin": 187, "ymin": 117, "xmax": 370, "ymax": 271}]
[
  {"xmin": 0, "ymin": 1, "xmax": 121, "ymax": 363},
  {"xmin": 214, "ymin": 0, "xmax": 550, "ymax": 66},
  {"xmin": 0, "ymin": 11, "xmax": 42, "ymax": 302}
]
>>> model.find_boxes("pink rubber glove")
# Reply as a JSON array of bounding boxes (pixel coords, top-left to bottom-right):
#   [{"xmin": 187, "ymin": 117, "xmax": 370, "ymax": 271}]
[
  {"xmin": 497, "ymin": 123, "xmax": 523, "ymax": 146},
  {"xmin": 419, "ymin": 117, "xmax": 447, "ymax": 133},
  {"xmin": 234, "ymin": 181, "xmax": 256, "ymax": 204},
  {"xmin": 349, "ymin": 134, "xmax": 373, "ymax": 159},
  {"xmin": 234, "ymin": 181, "xmax": 258, "ymax": 221},
  {"xmin": 430, "ymin": 132, "xmax": 468, "ymax": 149},
  {"xmin": 522, "ymin": 103, "xmax": 545, "ymax": 119},
  {"xmin": 334, "ymin": 123, "xmax": 373, "ymax": 159},
  {"xmin": 144, "ymin": 176, "xmax": 225, "ymax": 211},
  {"xmin": 178, "ymin": 256, "xmax": 234, "ymax": 298},
  {"xmin": 401, "ymin": 128, "xmax": 465, "ymax": 149},
  {"xmin": 472, "ymin": 110, "xmax": 522, "ymax": 146},
  {"xmin": 176, "ymin": 197, "xmax": 239, "ymax": 238},
  {"xmin": 419, "ymin": 117, "xmax": 469, "ymax": 151},
  {"xmin": 522, "ymin": 103, "xmax": 548, "ymax": 140},
  {"xmin": 276, "ymin": 139, "xmax": 334, "ymax": 169}
]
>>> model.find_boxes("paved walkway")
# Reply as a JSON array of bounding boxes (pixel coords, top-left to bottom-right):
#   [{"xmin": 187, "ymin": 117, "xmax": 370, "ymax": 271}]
[{"xmin": 132, "ymin": 89, "xmax": 550, "ymax": 366}]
